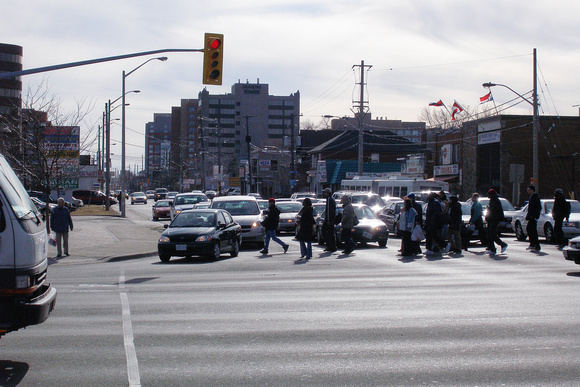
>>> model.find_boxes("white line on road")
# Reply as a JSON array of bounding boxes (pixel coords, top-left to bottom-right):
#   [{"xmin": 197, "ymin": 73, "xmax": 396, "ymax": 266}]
[{"xmin": 120, "ymin": 271, "xmax": 141, "ymax": 387}]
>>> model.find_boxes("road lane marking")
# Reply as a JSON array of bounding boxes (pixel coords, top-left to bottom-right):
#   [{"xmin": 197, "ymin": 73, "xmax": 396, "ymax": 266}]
[{"xmin": 120, "ymin": 271, "xmax": 141, "ymax": 387}]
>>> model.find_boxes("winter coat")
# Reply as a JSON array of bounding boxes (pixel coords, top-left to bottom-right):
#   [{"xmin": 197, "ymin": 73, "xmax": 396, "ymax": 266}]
[
  {"xmin": 400, "ymin": 208, "xmax": 417, "ymax": 233},
  {"xmin": 425, "ymin": 198, "xmax": 442, "ymax": 230},
  {"xmin": 262, "ymin": 204, "xmax": 281, "ymax": 231},
  {"xmin": 448, "ymin": 200, "xmax": 463, "ymax": 230},
  {"xmin": 341, "ymin": 203, "xmax": 356, "ymax": 229},
  {"xmin": 485, "ymin": 194, "xmax": 505, "ymax": 223},
  {"xmin": 324, "ymin": 196, "xmax": 336, "ymax": 225},
  {"xmin": 552, "ymin": 196, "xmax": 571, "ymax": 220},
  {"xmin": 526, "ymin": 192, "xmax": 541, "ymax": 220},
  {"xmin": 469, "ymin": 201, "xmax": 483, "ymax": 223},
  {"xmin": 297, "ymin": 206, "xmax": 315, "ymax": 242},
  {"xmin": 50, "ymin": 205, "xmax": 73, "ymax": 233}
]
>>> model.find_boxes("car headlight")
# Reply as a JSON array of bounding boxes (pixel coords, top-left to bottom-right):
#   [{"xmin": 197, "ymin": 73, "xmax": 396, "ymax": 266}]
[
  {"xmin": 175, "ymin": 210, "xmax": 182, "ymax": 215},
  {"xmin": 252, "ymin": 221, "xmax": 260, "ymax": 228},
  {"xmin": 159, "ymin": 236, "xmax": 170, "ymax": 243},
  {"xmin": 196, "ymin": 235, "xmax": 213, "ymax": 242},
  {"xmin": 375, "ymin": 226, "xmax": 386, "ymax": 232}
]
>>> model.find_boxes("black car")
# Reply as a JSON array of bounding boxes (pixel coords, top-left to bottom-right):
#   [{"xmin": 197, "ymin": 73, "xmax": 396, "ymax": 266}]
[
  {"xmin": 154, "ymin": 188, "xmax": 168, "ymax": 201},
  {"xmin": 158, "ymin": 209, "xmax": 242, "ymax": 262}
]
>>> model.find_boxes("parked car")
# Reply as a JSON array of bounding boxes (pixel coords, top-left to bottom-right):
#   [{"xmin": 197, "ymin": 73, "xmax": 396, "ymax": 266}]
[
  {"xmin": 154, "ymin": 188, "xmax": 168, "ymax": 201},
  {"xmin": 72, "ymin": 189, "xmax": 117, "ymax": 205},
  {"xmin": 130, "ymin": 191, "xmax": 147, "ymax": 205},
  {"xmin": 317, "ymin": 204, "xmax": 388, "ymax": 248},
  {"xmin": 211, "ymin": 196, "xmax": 265, "ymax": 246},
  {"xmin": 158, "ymin": 209, "xmax": 242, "ymax": 262},
  {"xmin": 30, "ymin": 197, "xmax": 57, "ymax": 217},
  {"xmin": 145, "ymin": 190, "xmax": 155, "ymax": 199},
  {"xmin": 379, "ymin": 200, "xmax": 404, "ymax": 236},
  {"xmin": 28, "ymin": 190, "xmax": 56, "ymax": 204},
  {"xmin": 275, "ymin": 201, "xmax": 303, "ymax": 234},
  {"xmin": 563, "ymin": 235, "xmax": 580, "ymax": 264},
  {"xmin": 170, "ymin": 192, "xmax": 210, "ymax": 220},
  {"xmin": 512, "ymin": 199, "xmax": 580, "ymax": 243},
  {"xmin": 257, "ymin": 199, "xmax": 269, "ymax": 211},
  {"xmin": 152, "ymin": 199, "xmax": 172, "ymax": 221},
  {"xmin": 466, "ymin": 196, "xmax": 516, "ymax": 233}
]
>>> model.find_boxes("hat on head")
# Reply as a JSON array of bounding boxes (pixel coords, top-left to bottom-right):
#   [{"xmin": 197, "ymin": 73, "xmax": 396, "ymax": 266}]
[
  {"xmin": 269, "ymin": 198, "xmax": 275, "ymax": 203},
  {"xmin": 407, "ymin": 193, "xmax": 415, "ymax": 199},
  {"xmin": 323, "ymin": 188, "xmax": 332, "ymax": 195},
  {"xmin": 487, "ymin": 189, "xmax": 497, "ymax": 196}
]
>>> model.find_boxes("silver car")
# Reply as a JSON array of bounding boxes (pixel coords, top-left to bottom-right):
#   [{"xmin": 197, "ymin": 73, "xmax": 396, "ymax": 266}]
[
  {"xmin": 211, "ymin": 196, "xmax": 265, "ymax": 246},
  {"xmin": 170, "ymin": 193, "xmax": 210, "ymax": 220},
  {"xmin": 512, "ymin": 199, "xmax": 580, "ymax": 243}
]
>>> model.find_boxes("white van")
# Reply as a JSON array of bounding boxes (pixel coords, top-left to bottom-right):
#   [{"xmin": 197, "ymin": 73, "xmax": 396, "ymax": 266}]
[{"xmin": 0, "ymin": 154, "xmax": 57, "ymax": 337}]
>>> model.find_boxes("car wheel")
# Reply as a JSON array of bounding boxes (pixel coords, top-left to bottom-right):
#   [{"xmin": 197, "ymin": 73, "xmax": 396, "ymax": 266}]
[
  {"xmin": 159, "ymin": 254, "xmax": 171, "ymax": 263},
  {"xmin": 209, "ymin": 242, "xmax": 221, "ymax": 260},
  {"xmin": 515, "ymin": 222, "xmax": 526, "ymax": 241},
  {"xmin": 153, "ymin": 216, "xmax": 158, "ymax": 221},
  {"xmin": 230, "ymin": 239, "xmax": 240, "ymax": 257},
  {"xmin": 544, "ymin": 223, "xmax": 555, "ymax": 243},
  {"xmin": 379, "ymin": 240, "xmax": 387, "ymax": 248}
]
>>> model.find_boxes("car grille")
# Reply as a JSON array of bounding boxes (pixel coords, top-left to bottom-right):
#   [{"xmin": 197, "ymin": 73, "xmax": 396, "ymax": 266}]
[
  {"xmin": 241, "ymin": 225, "xmax": 252, "ymax": 233},
  {"xmin": 169, "ymin": 235, "xmax": 198, "ymax": 243}
]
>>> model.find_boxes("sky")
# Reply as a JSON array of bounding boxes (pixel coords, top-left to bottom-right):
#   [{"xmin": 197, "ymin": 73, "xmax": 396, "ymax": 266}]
[{"xmin": 3, "ymin": 0, "xmax": 580, "ymax": 171}]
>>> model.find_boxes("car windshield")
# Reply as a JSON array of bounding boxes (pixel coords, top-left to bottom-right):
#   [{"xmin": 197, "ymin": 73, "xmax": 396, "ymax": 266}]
[
  {"xmin": 480, "ymin": 198, "xmax": 515, "ymax": 212},
  {"xmin": 0, "ymin": 155, "xmax": 39, "ymax": 218},
  {"xmin": 354, "ymin": 206, "xmax": 377, "ymax": 219},
  {"xmin": 133, "ymin": 192, "xmax": 145, "ymax": 197},
  {"xmin": 213, "ymin": 200, "xmax": 260, "ymax": 215},
  {"xmin": 171, "ymin": 212, "xmax": 216, "ymax": 228},
  {"xmin": 156, "ymin": 200, "xmax": 171, "ymax": 207},
  {"xmin": 174, "ymin": 195, "xmax": 207, "ymax": 205},
  {"xmin": 547, "ymin": 201, "xmax": 580, "ymax": 213},
  {"xmin": 461, "ymin": 203, "xmax": 471, "ymax": 215},
  {"xmin": 277, "ymin": 202, "xmax": 303, "ymax": 213}
]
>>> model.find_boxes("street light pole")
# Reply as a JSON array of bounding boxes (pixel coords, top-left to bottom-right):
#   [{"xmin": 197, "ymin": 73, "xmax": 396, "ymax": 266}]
[
  {"xmin": 121, "ymin": 56, "xmax": 167, "ymax": 217},
  {"xmin": 482, "ymin": 48, "xmax": 539, "ymax": 190},
  {"xmin": 244, "ymin": 115, "xmax": 254, "ymax": 194}
]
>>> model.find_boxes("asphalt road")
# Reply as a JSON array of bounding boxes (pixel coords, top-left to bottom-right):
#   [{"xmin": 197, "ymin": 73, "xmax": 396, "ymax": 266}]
[{"xmin": 1, "ymin": 205, "xmax": 580, "ymax": 386}]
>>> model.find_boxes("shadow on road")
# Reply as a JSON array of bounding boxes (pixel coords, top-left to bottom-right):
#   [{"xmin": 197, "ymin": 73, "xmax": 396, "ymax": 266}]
[{"xmin": 0, "ymin": 360, "xmax": 29, "ymax": 386}]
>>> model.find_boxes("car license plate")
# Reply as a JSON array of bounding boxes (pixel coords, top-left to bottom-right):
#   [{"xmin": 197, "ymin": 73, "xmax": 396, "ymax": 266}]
[
  {"xmin": 176, "ymin": 244, "xmax": 187, "ymax": 251},
  {"xmin": 363, "ymin": 231, "xmax": 373, "ymax": 240}
]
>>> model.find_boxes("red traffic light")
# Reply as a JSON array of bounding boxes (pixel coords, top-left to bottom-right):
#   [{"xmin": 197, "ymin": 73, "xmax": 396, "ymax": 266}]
[
  {"xmin": 210, "ymin": 39, "xmax": 221, "ymax": 50},
  {"xmin": 203, "ymin": 33, "xmax": 223, "ymax": 85}
]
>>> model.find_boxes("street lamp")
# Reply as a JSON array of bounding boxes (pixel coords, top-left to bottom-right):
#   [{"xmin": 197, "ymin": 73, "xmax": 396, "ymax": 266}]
[
  {"xmin": 121, "ymin": 56, "xmax": 167, "ymax": 217},
  {"xmin": 482, "ymin": 48, "xmax": 539, "ymax": 190}
]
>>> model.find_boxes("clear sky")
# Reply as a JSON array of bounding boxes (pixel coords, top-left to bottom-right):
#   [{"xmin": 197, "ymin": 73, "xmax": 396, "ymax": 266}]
[{"xmin": 3, "ymin": 0, "xmax": 580, "ymax": 171}]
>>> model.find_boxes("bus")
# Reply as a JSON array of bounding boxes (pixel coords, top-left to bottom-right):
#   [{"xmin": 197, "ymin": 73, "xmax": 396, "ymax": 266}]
[{"xmin": 341, "ymin": 176, "xmax": 449, "ymax": 198}]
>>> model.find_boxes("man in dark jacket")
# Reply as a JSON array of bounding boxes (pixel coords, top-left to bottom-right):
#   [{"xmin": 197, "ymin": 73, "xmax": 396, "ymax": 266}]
[
  {"xmin": 526, "ymin": 185, "xmax": 541, "ymax": 252},
  {"xmin": 50, "ymin": 197, "xmax": 74, "ymax": 257},
  {"xmin": 260, "ymin": 198, "xmax": 289, "ymax": 254},
  {"xmin": 552, "ymin": 188, "xmax": 571, "ymax": 249},
  {"xmin": 425, "ymin": 192, "xmax": 449, "ymax": 254},
  {"xmin": 408, "ymin": 193, "xmax": 423, "ymax": 254},
  {"xmin": 446, "ymin": 196, "xmax": 462, "ymax": 253},
  {"xmin": 322, "ymin": 188, "xmax": 337, "ymax": 252},
  {"xmin": 486, "ymin": 189, "xmax": 508, "ymax": 256}
]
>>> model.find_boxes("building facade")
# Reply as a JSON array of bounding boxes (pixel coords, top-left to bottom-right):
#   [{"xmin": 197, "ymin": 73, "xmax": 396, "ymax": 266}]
[
  {"xmin": 0, "ymin": 43, "xmax": 22, "ymax": 120},
  {"xmin": 145, "ymin": 113, "xmax": 172, "ymax": 189}
]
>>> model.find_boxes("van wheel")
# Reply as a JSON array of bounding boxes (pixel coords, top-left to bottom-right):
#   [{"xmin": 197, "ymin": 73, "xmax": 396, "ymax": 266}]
[{"xmin": 159, "ymin": 254, "xmax": 171, "ymax": 263}]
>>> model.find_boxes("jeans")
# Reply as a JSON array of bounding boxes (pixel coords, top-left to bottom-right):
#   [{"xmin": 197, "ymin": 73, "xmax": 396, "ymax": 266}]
[
  {"xmin": 299, "ymin": 240, "xmax": 312, "ymax": 258},
  {"xmin": 487, "ymin": 221, "xmax": 507, "ymax": 252},
  {"xmin": 264, "ymin": 229, "xmax": 286, "ymax": 251}
]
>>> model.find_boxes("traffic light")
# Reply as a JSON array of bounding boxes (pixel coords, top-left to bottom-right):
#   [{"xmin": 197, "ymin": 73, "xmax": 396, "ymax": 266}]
[{"xmin": 203, "ymin": 33, "xmax": 223, "ymax": 85}]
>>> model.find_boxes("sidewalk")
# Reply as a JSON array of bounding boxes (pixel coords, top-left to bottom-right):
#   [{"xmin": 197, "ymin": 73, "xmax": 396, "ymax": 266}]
[{"xmin": 48, "ymin": 209, "xmax": 165, "ymax": 265}]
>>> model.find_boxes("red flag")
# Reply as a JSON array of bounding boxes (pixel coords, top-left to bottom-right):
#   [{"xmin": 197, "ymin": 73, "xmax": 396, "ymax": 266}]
[
  {"xmin": 429, "ymin": 100, "xmax": 444, "ymax": 107},
  {"xmin": 451, "ymin": 101, "xmax": 464, "ymax": 121},
  {"xmin": 479, "ymin": 91, "xmax": 493, "ymax": 104}
]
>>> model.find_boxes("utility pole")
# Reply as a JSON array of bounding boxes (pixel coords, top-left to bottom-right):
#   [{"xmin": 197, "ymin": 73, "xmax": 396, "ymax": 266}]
[
  {"xmin": 352, "ymin": 60, "xmax": 372, "ymax": 177},
  {"xmin": 244, "ymin": 115, "xmax": 254, "ymax": 194},
  {"xmin": 217, "ymin": 116, "xmax": 222, "ymax": 195},
  {"xmin": 532, "ymin": 48, "xmax": 539, "ymax": 190},
  {"xmin": 105, "ymin": 101, "xmax": 111, "ymax": 210}
]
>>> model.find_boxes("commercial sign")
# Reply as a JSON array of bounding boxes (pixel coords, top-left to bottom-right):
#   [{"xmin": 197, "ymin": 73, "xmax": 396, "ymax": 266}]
[
  {"xmin": 434, "ymin": 164, "xmax": 459, "ymax": 176},
  {"xmin": 441, "ymin": 144, "xmax": 452, "ymax": 165},
  {"xmin": 478, "ymin": 131, "xmax": 501, "ymax": 145}
]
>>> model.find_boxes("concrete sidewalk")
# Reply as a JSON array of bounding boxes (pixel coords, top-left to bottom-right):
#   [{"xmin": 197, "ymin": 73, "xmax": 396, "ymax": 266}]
[{"xmin": 48, "ymin": 213, "xmax": 165, "ymax": 265}]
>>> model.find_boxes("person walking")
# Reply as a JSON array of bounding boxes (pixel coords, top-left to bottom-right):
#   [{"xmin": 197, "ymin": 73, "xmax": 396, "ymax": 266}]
[
  {"xmin": 260, "ymin": 198, "xmax": 289, "ymax": 254},
  {"xmin": 425, "ymin": 192, "xmax": 449, "ymax": 254},
  {"xmin": 446, "ymin": 195, "xmax": 462, "ymax": 254},
  {"xmin": 467, "ymin": 193, "xmax": 486, "ymax": 249},
  {"xmin": 408, "ymin": 193, "xmax": 423, "ymax": 255},
  {"xmin": 486, "ymin": 189, "xmax": 508, "ymax": 256},
  {"xmin": 50, "ymin": 197, "xmax": 74, "ymax": 258},
  {"xmin": 438, "ymin": 191, "xmax": 450, "ymax": 240},
  {"xmin": 552, "ymin": 188, "xmax": 571, "ymax": 249},
  {"xmin": 399, "ymin": 198, "xmax": 418, "ymax": 256},
  {"xmin": 322, "ymin": 188, "xmax": 337, "ymax": 252},
  {"xmin": 526, "ymin": 185, "xmax": 541, "ymax": 252},
  {"xmin": 296, "ymin": 198, "xmax": 315, "ymax": 261},
  {"xmin": 340, "ymin": 195, "xmax": 356, "ymax": 254}
]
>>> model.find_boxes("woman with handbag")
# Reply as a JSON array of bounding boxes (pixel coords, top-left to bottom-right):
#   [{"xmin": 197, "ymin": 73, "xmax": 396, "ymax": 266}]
[
  {"xmin": 296, "ymin": 198, "xmax": 315, "ymax": 261},
  {"xmin": 399, "ymin": 198, "xmax": 418, "ymax": 256}
]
